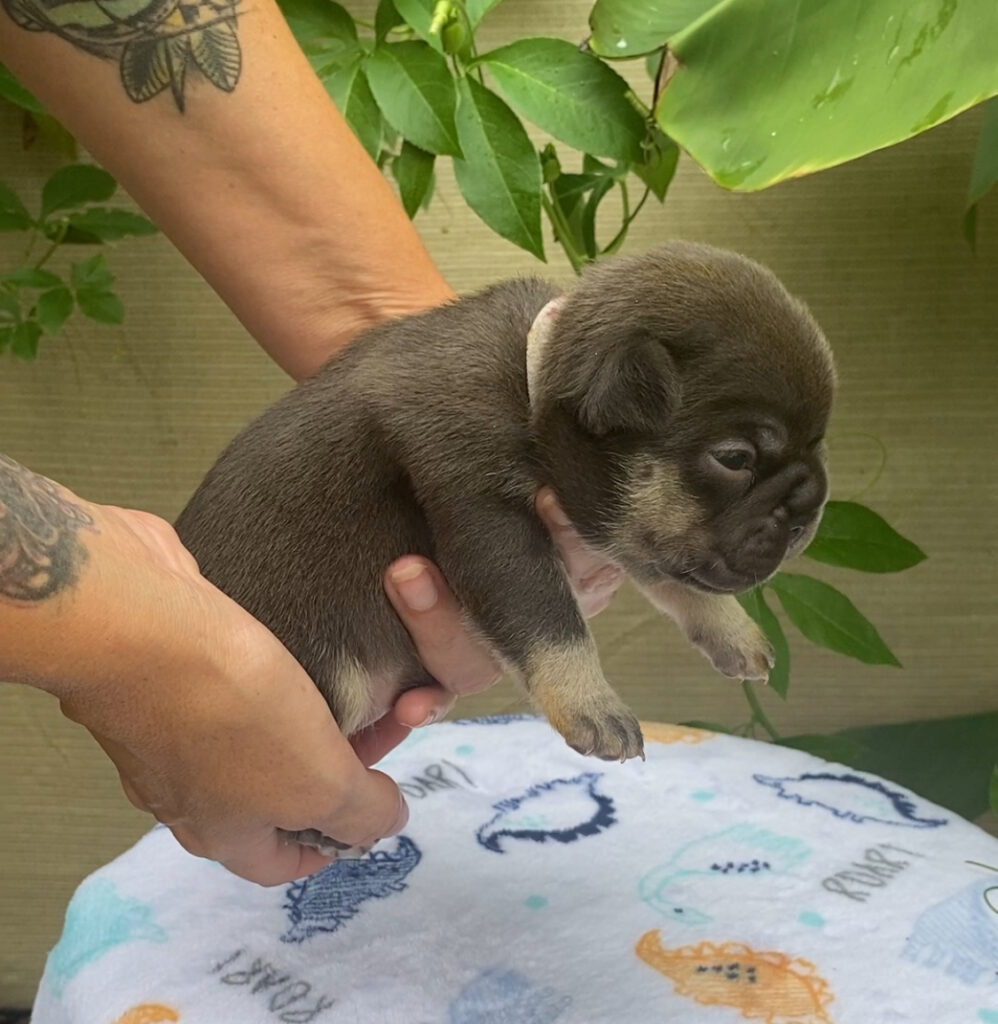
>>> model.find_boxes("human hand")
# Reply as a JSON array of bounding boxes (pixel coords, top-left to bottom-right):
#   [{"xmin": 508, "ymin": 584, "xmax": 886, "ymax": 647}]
[{"xmin": 378, "ymin": 486, "xmax": 625, "ymax": 736}]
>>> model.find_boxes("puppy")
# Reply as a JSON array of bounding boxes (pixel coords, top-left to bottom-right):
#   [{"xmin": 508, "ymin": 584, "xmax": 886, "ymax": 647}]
[{"xmin": 175, "ymin": 242, "xmax": 835, "ymax": 849}]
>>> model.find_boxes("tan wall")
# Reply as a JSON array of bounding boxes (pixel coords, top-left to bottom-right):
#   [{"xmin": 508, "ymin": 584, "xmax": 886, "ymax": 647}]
[{"xmin": 1, "ymin": 0, "xmax": 997, "ymax": 1003}]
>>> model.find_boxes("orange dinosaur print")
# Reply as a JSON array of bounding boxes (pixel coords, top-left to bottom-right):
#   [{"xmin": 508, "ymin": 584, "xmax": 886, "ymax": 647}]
[
  {"xmin": 639, "ymin": 721, "xmax": 714, "ymax": 746},
  {"xmin": 110, "ymin": 1005, "xmax": 180, "ymax": 1024},
  {"xmin": 636, "ymin": 932, "xmax": 835, "ymax": 1024}
]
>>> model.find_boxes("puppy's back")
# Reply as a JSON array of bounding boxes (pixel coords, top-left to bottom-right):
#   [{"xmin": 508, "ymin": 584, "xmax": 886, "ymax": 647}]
[{"xmin": 175, "ymin": 277, "xmax": 558, "ymax": 729}]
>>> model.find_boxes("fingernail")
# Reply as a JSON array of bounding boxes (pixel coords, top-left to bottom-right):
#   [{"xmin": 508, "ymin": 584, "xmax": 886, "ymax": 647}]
[
  {"xmin": 541, "ymin": 492, "xmax": 571, "ymax": 527},
  {"xmin": 390, "ymin": 562, "xmax": 437, "ymax": 612},
  {"xmin": 415, "ymin": 708, "xmax": 439, "ymax": 728}
]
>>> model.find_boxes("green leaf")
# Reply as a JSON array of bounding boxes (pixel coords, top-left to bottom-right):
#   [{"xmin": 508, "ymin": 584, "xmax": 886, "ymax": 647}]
[
  {"xmin": 320, "ymin": 58, "xmax": 383, "ymax": 160},
  {"xmin": 478, "ymin": 38, "xmax": 646, "ymax": 163},
  {"xmin": 41, "ymin": 164, "xmax": 117, "ymax": 218},
  {"xmin": 375, "ymin": 0, "xmax": 403, "ymax": 40},
  {"xmin": 0, "ymin": 325, "xmax": 12, "ymax": 353},
  {"xmin": 10, "ymin": 319, "xmax": 41, "ymax": 359},
  {"xmin": 0, "ymin": 181, "xmax": 32, "ymax": 232},
  {"xmin": 0, "ymin": 62, "xmax": 44, "ymax": 113},
  {"xmin": 590, "ymin": 0, "xmax": 718, "ymax": 57},
  {"xmin": 76, "ymin": 288, "xmax": 124, "ymax": 324},
  {"xmin": 453, "ymin": 77, "xmax": 544, "ymax": 260},
  {"xmin": 2, "ymin": 267, "xmax": 61, "ymax": 289},
  {"xmin": 768, "ymin": 572, "xmax": 900, "ymax": 667},
  {"xmin": 991, "ymin": 766, "xmax": 998, "ymax": 816},
  {"xmin": 392, "ymin": 140, "xmax": 435, "ymax": 218},
  {"xmin": 391, "ymin": 0, "xmax": 443, "ymax": 52},
  {"xmin": 65, "ymin": 207, "xmax": 159, "ymax": 241},
  {"xmin": 633, "ymin": 126, "xmax": 679, "ymax": 200},
  {"xmin": 70, "ymin": 253, "xmax": 114, "ymax": 291},
  {"xmin": 658, "ymin": 0, "xmax": 998, "ymax": 192},
  {"xmin": 580, "ymin": 173, "xmax": 614, "ymax": 259},
  {"xmin": 366, "ymin": 42, "xmax": 460, "ymax": 156},
  {"xmin": 804, "ymin": 500, "xmax": 926, "ymax": 573},
  {"xmin": 280, "ymin": 0, "xmax": 357, "ymax": 52},
  {"xmin": 782, "ymin": 711, "xmax": 998, "ymax": 821},
  {"xmin": 964, "ymin": 97, "xmax": 998, "ymax": 249},
  {"xmin": 738, "ymin": 587, "xmax": 790, "ymax": 698},
  {"xmin": 35, "ymin": 287, "xmax": 74, "ymax": 335}
]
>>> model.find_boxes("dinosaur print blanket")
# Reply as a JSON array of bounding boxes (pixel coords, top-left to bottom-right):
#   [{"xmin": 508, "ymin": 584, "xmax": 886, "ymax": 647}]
[{"xmin": 31, "ymin": 716, "xmax": 998, "ymax": 1024}]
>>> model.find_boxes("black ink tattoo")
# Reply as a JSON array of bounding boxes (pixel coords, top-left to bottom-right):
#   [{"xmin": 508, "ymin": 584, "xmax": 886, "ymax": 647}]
[
  {"xmin": 0, "ymin": 454, "xmax": 98, "ymax": 602},
  {"xmin": 2, "ymin": 0, "xmax": 242, "ymax": 112}
]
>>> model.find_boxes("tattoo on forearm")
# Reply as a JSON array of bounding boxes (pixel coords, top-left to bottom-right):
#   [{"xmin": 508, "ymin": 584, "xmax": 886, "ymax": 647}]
[
  {"xmin": 2, "ymin": 0, "xmax": 242, "ymax": 112},
  {"xmin": 0, "ymin": 455, "xmax": 98, "ymax": 602}
]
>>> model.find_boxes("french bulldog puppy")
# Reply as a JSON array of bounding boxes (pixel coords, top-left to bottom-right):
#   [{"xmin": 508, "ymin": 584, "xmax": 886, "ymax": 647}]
[{"xmin": 175, "ymin": 242, "xmax": 834, "ymax": 847}]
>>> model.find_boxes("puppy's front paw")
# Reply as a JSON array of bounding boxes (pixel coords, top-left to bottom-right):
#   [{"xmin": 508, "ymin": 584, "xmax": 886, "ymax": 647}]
[
  {"xmin": 692, "ymin": 617, "xmax": 774, "ymax": 680},
  {"xmin": 280, "ymin": 828, "xmax": 372, "ymax": 860},
  {"xmin": 553, "ymin": 695, "xmax": 645, "ymax": 763}
]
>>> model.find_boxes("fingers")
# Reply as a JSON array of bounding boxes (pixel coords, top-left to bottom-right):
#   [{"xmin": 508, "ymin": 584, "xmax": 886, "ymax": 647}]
[
  {"xmin": 535, "ymin": 488, "xmax": 624, "ymax": 619},
  {"xmin": 384, "ymin": 557, "xmax": 502, "ymax": 695}
]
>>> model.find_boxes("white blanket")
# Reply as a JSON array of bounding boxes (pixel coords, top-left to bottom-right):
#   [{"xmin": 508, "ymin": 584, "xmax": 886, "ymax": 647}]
[{"xmin": 31, "ymin": 716, "xmax": 998, "ymax": 1024}]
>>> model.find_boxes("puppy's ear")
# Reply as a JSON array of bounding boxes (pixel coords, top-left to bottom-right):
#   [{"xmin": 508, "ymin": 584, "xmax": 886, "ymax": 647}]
[{"xmin": 557, "ymin": 333, "xmax": 681, "ymax": 436}]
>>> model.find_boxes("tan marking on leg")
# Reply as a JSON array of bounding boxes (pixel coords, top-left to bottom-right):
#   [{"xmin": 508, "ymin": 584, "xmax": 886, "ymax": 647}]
[
  {"xmin": 523, "ymin": 638, "xmax": 644, "ymax": 761},
  {"xmin": 328, "ymin": 659, "xmax": 376, "ymax": 737}
]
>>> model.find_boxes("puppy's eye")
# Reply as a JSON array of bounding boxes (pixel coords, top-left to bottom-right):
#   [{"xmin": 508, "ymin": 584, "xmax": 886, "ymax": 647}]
[{"xmin": 710, "ymin": 446, "xmax": 755, "ymax": 473}]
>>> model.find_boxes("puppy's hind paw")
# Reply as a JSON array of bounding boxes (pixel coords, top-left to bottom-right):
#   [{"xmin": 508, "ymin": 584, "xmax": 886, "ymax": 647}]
[
  {"xmin": 555, "ymin": 698, "xmax": 645, "ymax": 763},
  {"xmin": 280, "ymin": 828, "xmax": 372, "ymax": 860}
]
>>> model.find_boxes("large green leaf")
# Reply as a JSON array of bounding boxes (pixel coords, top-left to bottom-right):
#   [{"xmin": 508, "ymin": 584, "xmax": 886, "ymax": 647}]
[
  {"xmin": 768, "ymin": 572, "xmax": 900, "ymax": 667},
  {"xmin": 804, "ymin": 500, "xmax": 926, "ymax": 573},
  {"xmin": 589, "ymin": 0, "xmax": 718, "ymax": 57},
  {"xmin": 41, "ymin": 164, "xmax": 117, "ymax": 218},
  {"xmin": 392, "ymin": 140, "xmax": 435, "ymax": 218},
  {"xmin": 279, "ymin": 0, "xmax": 357, "ymax": 54},
  {"xmin": 366, "ymin": 42, "xmax": 460, "ymax": 156},
  {"xmin": 452, "ymin": 77, "xmax": 543, "ymax": 259},
  {"xmin": 738, "ymin": 586, "xmax": 790, "ymax": 699},
  {"xmin": 964, "ymin": 98, "xmax": 998, "ymax": 249},
  {"xmin": 633, "ymin": 126, "xmax": 679, "ymax": 201},
  {"xmin": 2, "ymin": 267, "xmax": 61, "ymax": 289},
  {"xmin": 782, "ymin": 711, "xmax": 998, "ymax": 821},
  {"xmin": 76, "ymin": 288, "xmax": 124, "ymax": 324},
  {"xmin": 478, "ymin": 38, "xmax": 645, "ymax": 163},
  {"xmin": 391, "ymin": 0, "xmax": 443, "ymax": 52},
  {"xmin": 322, "ymin": 58, "xmax": 383, "ymax": 160},
  {"xmin": 658, "ymin": 0, "xmax": 998, "ymax": 191}
]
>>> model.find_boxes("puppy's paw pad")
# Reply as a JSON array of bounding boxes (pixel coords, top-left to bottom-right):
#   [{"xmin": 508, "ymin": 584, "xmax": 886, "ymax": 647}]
[{"xmin": 558, "ymin": 701, "xmax": 645, "ymax": 763}]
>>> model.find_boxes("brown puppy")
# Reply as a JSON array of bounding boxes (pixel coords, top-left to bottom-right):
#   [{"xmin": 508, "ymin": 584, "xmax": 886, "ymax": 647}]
[{"xmin": 176, "ymin": 242, "xmax": 834, "ymax": 846}]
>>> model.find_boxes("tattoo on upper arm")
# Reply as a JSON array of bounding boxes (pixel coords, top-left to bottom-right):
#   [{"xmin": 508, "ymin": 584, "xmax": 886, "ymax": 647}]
[
  {"xmin": 2, "ymin": 0, "xmax": 242, "ymax": 112},
  {"xmin": 0, "ymin": 455, "xmax": 98, "ymax": 602}
]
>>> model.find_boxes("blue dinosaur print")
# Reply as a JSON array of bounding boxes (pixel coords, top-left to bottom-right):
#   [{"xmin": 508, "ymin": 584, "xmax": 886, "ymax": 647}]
[
  {"xmin": 753, "ymin": 771, "xmax": 948, "ymax": 828},
  {"xmin": 902, "ymin": 881, "xmax": 998, "ymax": 986},
  {"xmin": 45, "ymin": 877, "xmax": 167, "ymax": 996},
  {"xmin": 281, "ymin": 836, "xmax": 421, "ymax": 943},
  {"xmin": 476, "ymin": 773, "xmax": 616, "ymax": 853},
  {"xmin": 639, "ymin": 824, "xmax": 812, "ymax": 926},
  {"xmin": 454, "ymin": 714, "xmax": 540, "ymax": 726},
  {"xmin": 449, "ymin": 968, "xmax": 570, "ymax": 1024}
]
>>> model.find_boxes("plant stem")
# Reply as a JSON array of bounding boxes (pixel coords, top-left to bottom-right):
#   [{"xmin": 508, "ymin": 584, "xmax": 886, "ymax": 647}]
[
  {"xmin": 742, "ymin": 680, "xmax": 781, "ymax": 741},
  {"xmin": 542, "ymin": 193, "xmax": 585, "ymax": 274},
  {"xmin": 602, "ymin": 184, "xmax": 651, "ymax": 256}
]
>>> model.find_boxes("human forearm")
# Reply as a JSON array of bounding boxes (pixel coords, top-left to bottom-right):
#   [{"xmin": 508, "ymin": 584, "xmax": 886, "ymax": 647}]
[{"xmin": 0, "ymin": 0, "xmax": 454, "ymax": 379}]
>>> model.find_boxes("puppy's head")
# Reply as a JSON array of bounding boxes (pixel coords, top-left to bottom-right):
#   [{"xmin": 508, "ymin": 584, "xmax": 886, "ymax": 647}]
[{"xmin": 533, "ymin": 242, "xmax": 836, "ymax": 594}]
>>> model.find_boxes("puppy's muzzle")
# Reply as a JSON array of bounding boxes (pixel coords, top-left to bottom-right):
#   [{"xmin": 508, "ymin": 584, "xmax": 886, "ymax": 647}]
[{"xmin": 704, "ymin": 462, "xmax": 828, "ymax": 590}]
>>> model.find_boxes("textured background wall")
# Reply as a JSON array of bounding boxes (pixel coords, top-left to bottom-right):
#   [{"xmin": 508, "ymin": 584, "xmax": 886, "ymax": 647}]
[{"xmin": 1, "ymin": 0, "xmax": 996, "ymax": 1004}]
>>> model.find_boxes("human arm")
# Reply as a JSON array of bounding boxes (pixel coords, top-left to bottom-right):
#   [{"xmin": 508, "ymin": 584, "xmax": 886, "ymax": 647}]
[{"xmin": 0, "ymin": 0, "xmax": 454, "ymax": 380}]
